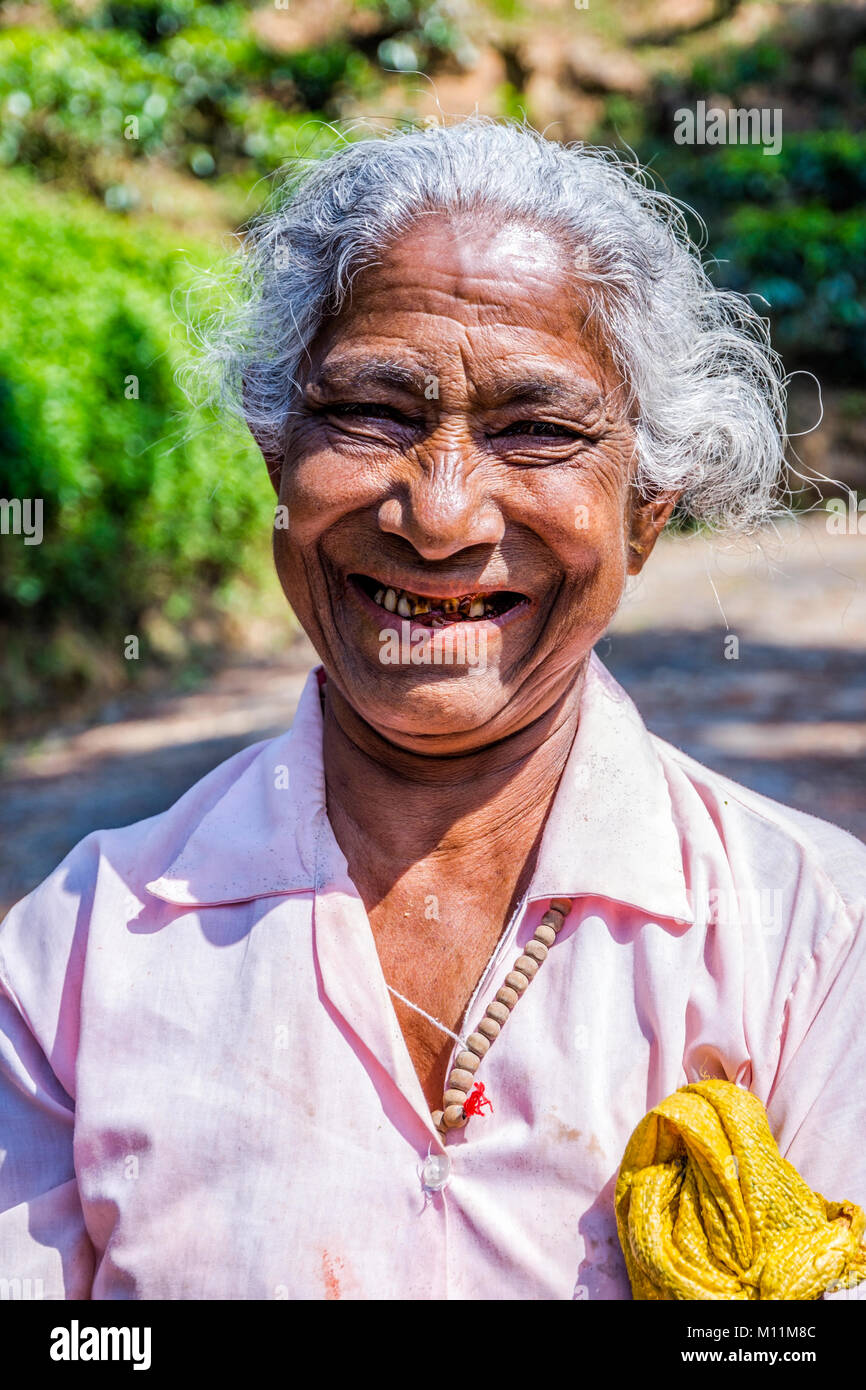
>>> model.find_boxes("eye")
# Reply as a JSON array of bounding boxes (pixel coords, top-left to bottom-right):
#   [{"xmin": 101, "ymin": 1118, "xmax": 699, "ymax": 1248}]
[
  {"xmin": 494, "ymin": 420, "xmax": 583, "ymax": 439},
  {"xmin": 327, "ymin": 401, "xmax": 420, "ymax": 426}
]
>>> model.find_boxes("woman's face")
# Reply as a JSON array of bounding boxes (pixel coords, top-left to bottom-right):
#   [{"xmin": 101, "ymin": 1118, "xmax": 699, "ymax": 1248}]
[{"xmin": 265, "ymin": 213, "xmax": 670, "ymax": 753}]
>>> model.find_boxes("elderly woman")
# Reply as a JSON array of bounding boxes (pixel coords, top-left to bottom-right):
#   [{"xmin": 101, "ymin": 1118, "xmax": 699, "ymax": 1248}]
[{"xmin": 1, "ymin": 117, "xmax": 865, "ymax": 1302}]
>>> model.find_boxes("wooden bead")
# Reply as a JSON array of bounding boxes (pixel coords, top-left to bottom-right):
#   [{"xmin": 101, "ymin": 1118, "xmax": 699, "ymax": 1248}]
[
  {"xmin": 524, "ymin": 939, "xmax": 548, "ymax": 964},
  {"xmin": 432, "ymin": 1109, "xmax": 445, "ymax": 1131},
  {"xmin": 448, "ymin": 1068, "xmax": 475, "ymax": 1092},
  {"xmin": 486, "ymin": 1001, "xmax": 510, "ymax": 1025},
  {"xmin": 533, "ymin": 923, "xmax": 556, "ymax": 948},
  {"xmin": 478, "ymin": 1016, "xmax": 501, "ymax": 1041},
  {"xmin": 444, "ymin": 1088, "xmax": 468, "ymax": 1109},
  {"xmin": 505, "ymin": 971, "xmax": 529, "ymax": 995},
  {"xmin": 466, "ymin": 1032, "xmax": 491, "ymax": 1057},
  {"xmin": 514, "ymin": 954, "xmax": 539, "ymax": 979},
  {"xmin": 496, "ymin": 986, "xmax": 519, "ymax": 1010},
  {"xmin": 550, "ymin": 897, "xmax": 572, "ymax": 915},
  {"xmin": 443, "ymin": 1104, "xmax": 468, "ymax": 1129},
  {"xmin": 455, "ymin": 1050, "xmax": 480, "ymax": 1074},
  {"xmin": 541, "ymin": 908, "xmax": 565, "ymax": 932}
]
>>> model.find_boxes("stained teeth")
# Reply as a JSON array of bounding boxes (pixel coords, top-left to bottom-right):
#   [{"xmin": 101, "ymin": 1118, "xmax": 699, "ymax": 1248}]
[{"xmin": 369, "ymin": 580, "xmax": 501, "ymax": 620}]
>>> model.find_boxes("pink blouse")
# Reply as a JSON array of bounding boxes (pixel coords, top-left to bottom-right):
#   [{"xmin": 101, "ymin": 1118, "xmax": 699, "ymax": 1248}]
[{"xmin": 1, "ymin": 652, "xmax": 864, "ymax": 1300}]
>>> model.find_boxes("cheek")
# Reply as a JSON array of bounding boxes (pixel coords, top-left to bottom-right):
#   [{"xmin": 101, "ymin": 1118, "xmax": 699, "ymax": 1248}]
[
  {"xmin": 517, "ymin": 458, "xmax": 630, "ymax": 597},
  {"xmin": 271, "ymin": 454, "xmax": 338, "ymax": 602},
  {"xmin": 278, "ymin": 429, "xmax": 382, "ymax": 543}
]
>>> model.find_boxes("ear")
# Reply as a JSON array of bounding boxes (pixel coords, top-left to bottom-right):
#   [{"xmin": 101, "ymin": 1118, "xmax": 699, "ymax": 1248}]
[{"xmin": 627, "ymin": 489, "xmax": 682, "ymax": 575}]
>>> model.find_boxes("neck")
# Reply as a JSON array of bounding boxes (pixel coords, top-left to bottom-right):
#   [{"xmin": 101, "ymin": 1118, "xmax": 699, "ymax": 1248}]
[{"xmin": 322, "ymin": 662, "xmax": 587, "ymax": 905}]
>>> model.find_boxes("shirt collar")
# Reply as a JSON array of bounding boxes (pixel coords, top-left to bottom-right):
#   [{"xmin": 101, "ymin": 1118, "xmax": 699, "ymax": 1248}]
[
  {"xmin": 528, "ymin": 652, "xmax": 693, "ymax": 922},
  {"xmin": 145, "ymin": 667, "xmax": 331, "ymax": 907},
  {"xmin": 146, "ymin": 652, "xmax": 693, "ymax": 924}
]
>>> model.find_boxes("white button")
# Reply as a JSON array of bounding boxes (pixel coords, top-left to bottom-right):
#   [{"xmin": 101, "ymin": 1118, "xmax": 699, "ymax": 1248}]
[{"xmin": 421, "ymin": 1152, "xmax": 451, "ymax": 1191}]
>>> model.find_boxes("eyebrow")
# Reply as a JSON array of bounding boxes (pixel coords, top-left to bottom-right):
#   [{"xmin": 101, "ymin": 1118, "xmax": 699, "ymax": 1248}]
[
  {"xmin": 479, "ymin": 377, "xmax": 604, "ymax": 412},
  {"xmin": 306, "ymin": 359, "xmax": 426, "ymax": 396},
  {"xmin": 306, "ymin": 359, "xmax": 607, "ymax": 414}
]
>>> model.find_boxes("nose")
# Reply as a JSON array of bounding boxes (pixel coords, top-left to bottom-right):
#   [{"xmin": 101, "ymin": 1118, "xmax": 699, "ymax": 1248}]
[{"xmin": 378, "ymin": 443, "xmax": 504, "ymax": 561}]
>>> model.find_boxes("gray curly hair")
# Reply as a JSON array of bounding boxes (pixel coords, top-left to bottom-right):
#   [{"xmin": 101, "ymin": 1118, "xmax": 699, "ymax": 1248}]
[{"xmin": 186, "ymin": 115, "xmax": 789, "ymax": 532}]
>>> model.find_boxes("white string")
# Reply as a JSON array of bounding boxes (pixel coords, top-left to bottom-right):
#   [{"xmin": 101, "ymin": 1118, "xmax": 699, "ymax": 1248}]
[
  {"xmin": 386, "ymin": 983, "xmax": 468, "ymax": 1051},
  {"xmin": 705, "ymin": 563, "xmax": 729, "ymax": 630}
]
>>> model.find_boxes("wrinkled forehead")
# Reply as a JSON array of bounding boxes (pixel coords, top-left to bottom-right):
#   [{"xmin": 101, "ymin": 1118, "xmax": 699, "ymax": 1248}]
[
  {"xmin": 302, "ymin": 211, "xmax": 625, "ymax": 407},
  {"xmin": 385, "ymin": 211, "xmax": 575, "ymax": 297}
]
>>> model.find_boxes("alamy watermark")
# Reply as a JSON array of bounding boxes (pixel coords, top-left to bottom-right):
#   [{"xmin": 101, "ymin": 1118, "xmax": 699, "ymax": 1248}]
[
  {"xmin": 674, "ymin": 102, "xmax": 783, "ymax": 156},
  {"xmin": 50, "ymin": 1321, "xmax": 151, "ymax": 1370},
  {"xmin": 0, "ymin": 1276, "xmax": 43, "ymax": 1299},
  {"xmin": 825, "ymin": 494, "xmax": 866, "ymax": 534},
  {"xmin": 0, "ymin": 497, "xmax": 43, "ymax": 545},
  {"xmin": 675, "ymin": 885, "xmax": 784, "ymax": 936},
  {"xmin": 379, "ymin": 618, "xmax": 488, "ymax": 671}
]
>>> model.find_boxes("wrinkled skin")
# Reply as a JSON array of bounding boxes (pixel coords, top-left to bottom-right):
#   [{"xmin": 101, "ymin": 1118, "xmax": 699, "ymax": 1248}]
[{"xmin": 251, "ymin": 213, "xmax": 678, "ymax": 1110}]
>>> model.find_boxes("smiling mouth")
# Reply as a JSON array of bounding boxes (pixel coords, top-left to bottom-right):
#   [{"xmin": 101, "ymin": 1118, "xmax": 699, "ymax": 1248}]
[{"xmin": 351, "ymin": 574, "xmax": 528, "ymax": 626}]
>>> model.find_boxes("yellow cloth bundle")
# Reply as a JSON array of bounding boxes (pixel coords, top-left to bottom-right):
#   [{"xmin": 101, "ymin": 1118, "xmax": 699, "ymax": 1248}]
[{"xmin": 615, "ymin": 1079, "xmax": 866, "ymax": 1300}]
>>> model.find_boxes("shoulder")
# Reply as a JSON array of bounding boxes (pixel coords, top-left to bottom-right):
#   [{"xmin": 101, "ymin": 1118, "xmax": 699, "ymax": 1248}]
[
  {"xmin": 651, "ymin": 732, "xmax": 866, "ymax": 944},
  {"xmin": 0, "ymin": 733, "xmax": 279, "ymax": 1029},
  {"xmin": 6, "ymin": 732, "xmax": 274, "ymax": 913}
]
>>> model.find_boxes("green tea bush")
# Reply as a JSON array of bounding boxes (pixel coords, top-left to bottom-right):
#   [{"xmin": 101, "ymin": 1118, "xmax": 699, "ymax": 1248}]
[
  {"xmin": 0, "ymin": 1, "xmax": 457, "ymax": 190},
  {"xmin": 0, "ymin": 171, "xmax": 272, "ymax": 707},
  {"xmin": 715, "ymin": 203, "xmax": 866, "ymax": 374},
  {"xmin": 0, "ymin": 28, "xmax": 174, "ymax": 174},
  {"xmin": 0, "ymin": 23, "xmax": 374, "ymax": 187},
  {"xmin": 658, "ymin": 135, "xmax": 866, "ymax": 378}
]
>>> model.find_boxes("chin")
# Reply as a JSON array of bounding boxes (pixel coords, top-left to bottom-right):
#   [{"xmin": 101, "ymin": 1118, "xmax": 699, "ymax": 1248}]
[{"xmin": 339, "ymin": 660, "xmax": 516, "ymax": 745}]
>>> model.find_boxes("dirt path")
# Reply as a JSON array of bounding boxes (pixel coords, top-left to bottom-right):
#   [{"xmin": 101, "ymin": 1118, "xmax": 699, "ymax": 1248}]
[{"xmin": 2, "ymin": 513, "xmax": 865, "ymax": 915}]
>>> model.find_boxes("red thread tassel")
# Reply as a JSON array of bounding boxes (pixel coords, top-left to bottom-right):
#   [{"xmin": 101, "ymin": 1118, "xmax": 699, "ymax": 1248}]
[{"xmin": 463, "ymin": 1081, "xmax": 493, "ymax": 1117}]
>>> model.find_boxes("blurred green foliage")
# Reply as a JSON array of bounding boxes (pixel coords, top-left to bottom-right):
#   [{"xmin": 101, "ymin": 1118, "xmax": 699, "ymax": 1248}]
[
  {"xmin": 592, "ymin": 24, "xmax": 866, "ymax": 385},
  {"xmin": 0, "ymin": 15, "xmax": 367, "ymax": 186},
  {"xmin": 658, "ymin": 134, "xmax": 866, "ymax": 375},
  {"xmin": 0, "ymin": 170, "xmax": 271, "ymax": 713},
  {"xmin": 0, "ymin": 0, "xmax": 474, "ymax": 190}
]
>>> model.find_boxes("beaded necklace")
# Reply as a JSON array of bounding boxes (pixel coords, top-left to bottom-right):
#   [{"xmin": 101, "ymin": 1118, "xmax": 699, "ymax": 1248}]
[{"xmin": 389, "ymin": 897, "xmax": 574, "ymax": 1140}]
